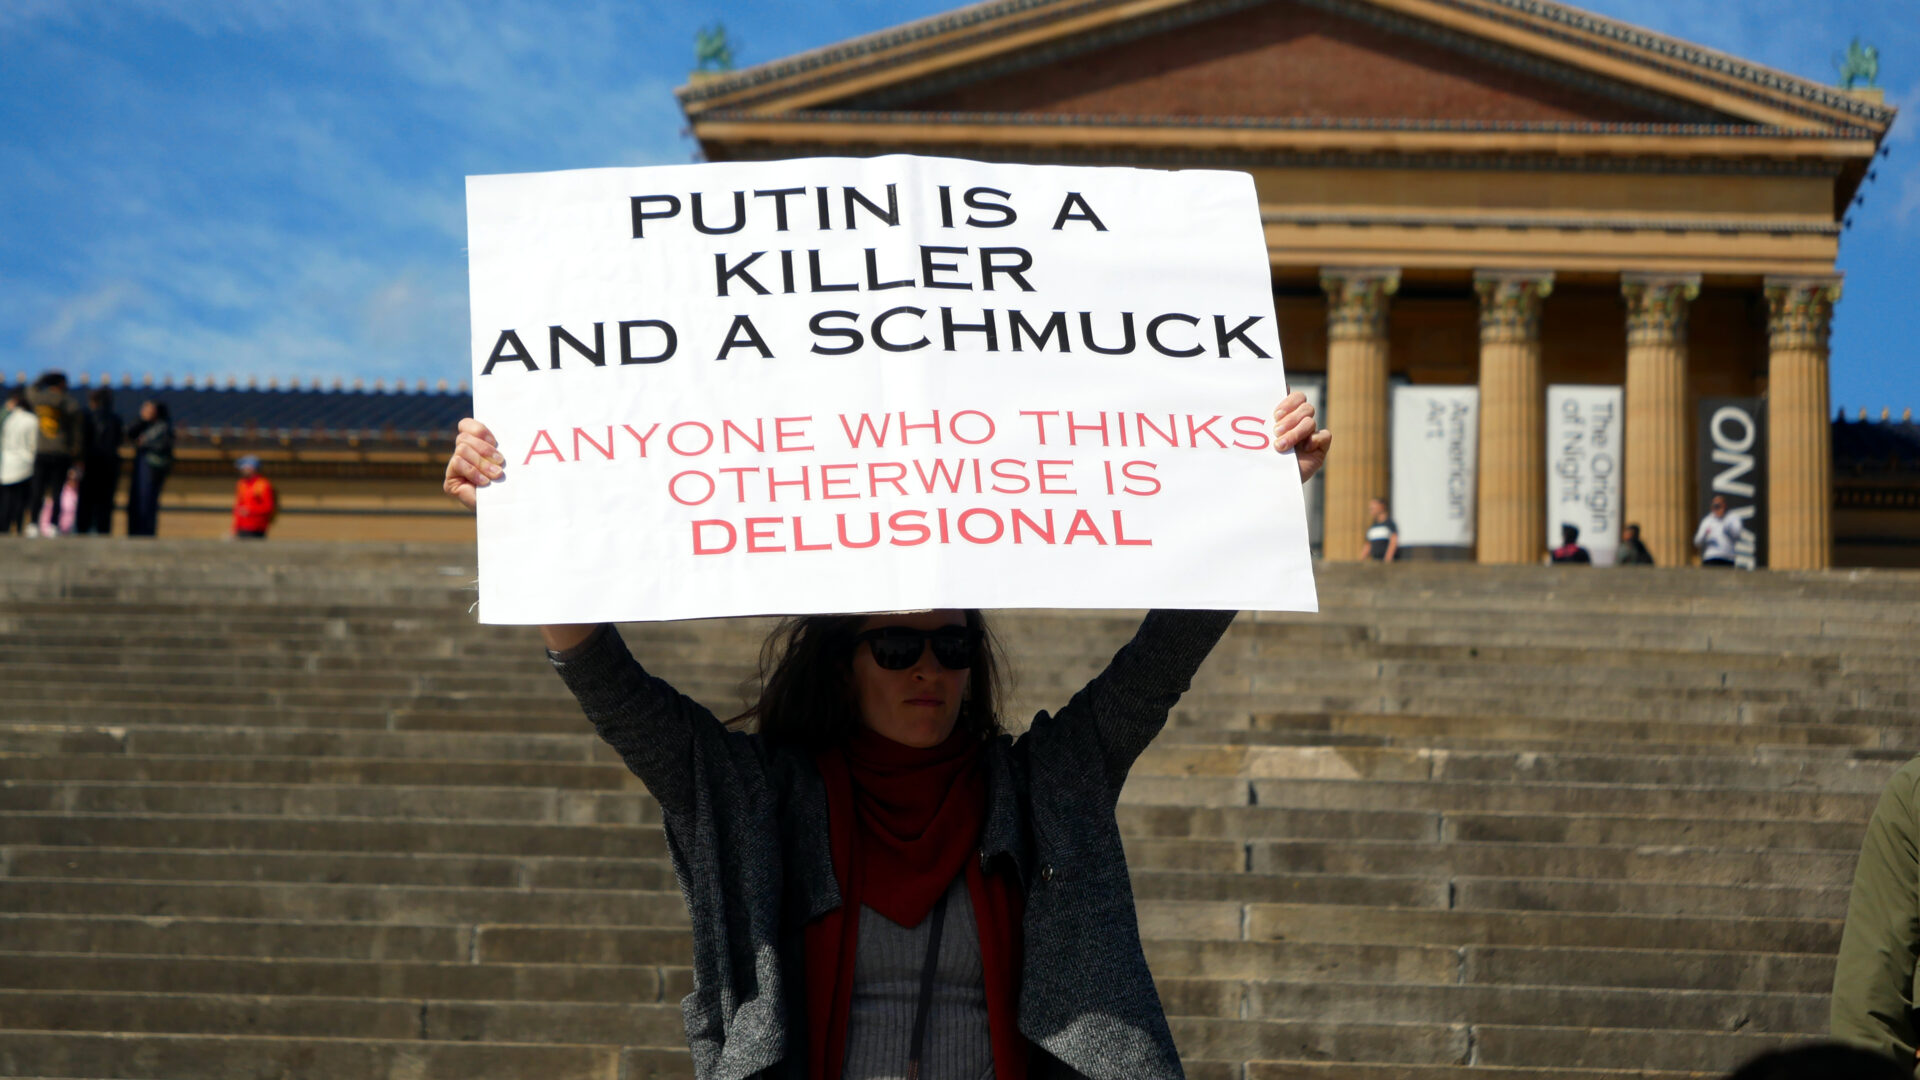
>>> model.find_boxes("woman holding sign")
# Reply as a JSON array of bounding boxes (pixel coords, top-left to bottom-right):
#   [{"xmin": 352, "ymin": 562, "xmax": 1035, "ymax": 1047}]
[{"xmin": 444, "ymin": 393, "xmax": 1327, "ymax": 1080}]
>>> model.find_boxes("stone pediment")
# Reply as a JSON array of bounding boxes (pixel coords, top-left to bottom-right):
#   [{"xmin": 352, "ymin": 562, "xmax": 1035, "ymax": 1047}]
[
  {"xmin": 831, "ymin": 1, "xmax": 1715, "ymax": 126},
  {"xmin": 681, "ymin": 0, "xmax": 1893, "ymax": 136}
]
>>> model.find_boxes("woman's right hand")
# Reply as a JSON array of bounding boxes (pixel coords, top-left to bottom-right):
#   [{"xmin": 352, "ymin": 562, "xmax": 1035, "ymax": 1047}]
[{"xmin": 444, "ymin": 418, "xmax": 504, "ymax": 511}]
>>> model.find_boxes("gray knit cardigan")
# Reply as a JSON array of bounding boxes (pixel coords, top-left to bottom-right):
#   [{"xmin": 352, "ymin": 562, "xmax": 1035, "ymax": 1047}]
[{"xmin": 550, "ymin": 609, "xmax": 1237, "ymax": 1080}]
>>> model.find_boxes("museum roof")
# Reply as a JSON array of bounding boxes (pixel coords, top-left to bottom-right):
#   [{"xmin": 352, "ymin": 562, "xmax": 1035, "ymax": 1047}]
[
  {"xmin": 3, "ymin": 378, "xmax": 473, "ymax": 445},
  {"xmin": 678, "ymin": 0, "xmax": 1896, "ymax": 134},
  {"xmin": 1835, "ymin": 413, "xmax": 1920, "ymax": 471}
]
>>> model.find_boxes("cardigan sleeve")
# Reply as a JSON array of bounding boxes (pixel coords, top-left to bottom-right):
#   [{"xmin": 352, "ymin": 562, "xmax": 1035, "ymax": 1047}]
[
  {"xmin": 548, "ymin": 623, "xmax": 745, "ymax": 822},
  {"xmin": 1832, "ymin": 757, "xmax": 1920, "ymax": 1065},
  {"xmin": 549, "ymin": 626, "xmax": 791, "ymax": 1080},
  {"xmin": 1024, "ymin": 608, "xmax": 1237, "ymax": 802}
]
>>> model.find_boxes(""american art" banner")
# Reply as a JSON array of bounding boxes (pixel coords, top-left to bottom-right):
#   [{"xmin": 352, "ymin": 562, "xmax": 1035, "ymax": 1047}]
[
  {"xmin": 1390, "ymin": 385, "xmax": 1478, "ymax": 548},
  {"xmin": 466, "ymin": 156, "xmax": 1316, "ymax": 623}
]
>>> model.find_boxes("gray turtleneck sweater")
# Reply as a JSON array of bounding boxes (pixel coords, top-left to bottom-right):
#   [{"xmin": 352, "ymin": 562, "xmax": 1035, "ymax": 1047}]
[{"xmin": 843, "ymin": 875, "xmax": 994, "ymax": 1080}]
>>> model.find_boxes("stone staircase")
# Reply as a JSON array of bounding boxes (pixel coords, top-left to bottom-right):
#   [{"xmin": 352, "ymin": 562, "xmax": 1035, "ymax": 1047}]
[{"xmin": 0, "ymin": 539, "xmax": 1916, "ymax": 1079}]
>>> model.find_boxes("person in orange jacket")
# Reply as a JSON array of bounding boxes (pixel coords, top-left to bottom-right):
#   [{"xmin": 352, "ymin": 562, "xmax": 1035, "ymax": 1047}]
[{"xmin": 230, "ymin": 455, "xmax": 278, "ymax": 539}]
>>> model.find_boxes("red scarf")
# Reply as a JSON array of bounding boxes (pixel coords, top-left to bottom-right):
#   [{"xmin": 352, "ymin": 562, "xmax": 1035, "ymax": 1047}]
[{"xmin": 806, "ymin": 727, "xmax": 1027, "ymax": 1080}]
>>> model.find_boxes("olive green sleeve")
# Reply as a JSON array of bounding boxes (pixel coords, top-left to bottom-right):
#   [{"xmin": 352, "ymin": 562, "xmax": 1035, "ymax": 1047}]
[{"xmin": 1832, "ymin": 757, "xmax": 1920, "ymax": 1069}]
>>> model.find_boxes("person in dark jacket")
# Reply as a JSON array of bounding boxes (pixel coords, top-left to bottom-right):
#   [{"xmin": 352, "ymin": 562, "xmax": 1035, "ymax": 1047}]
[
  {"xmin": 125, "ymin": 399, "xmax": 174, "ymax": 538},
  {"xmin": 1615, "ymin": 523, "xmax": 1655, "ymax": 566},
  {"xmin": 1549, "ymin": 523, "xmax": 1592, "ymax": 564},
  {"xmin": 24, "ymin": 371, "xmax": 83, "ymax": 537},
  {"xmin": 443, "ymin": 393, "xmax": 1331, "ymax": 1080},
  {"xmin": 76, "ymin": 387, "xmax": 124, "ymax": 535}
]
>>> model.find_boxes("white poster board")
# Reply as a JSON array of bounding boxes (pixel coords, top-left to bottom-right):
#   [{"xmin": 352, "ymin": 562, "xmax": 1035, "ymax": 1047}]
[
  {"xmin": 1289, "ymin": 374, "xmax": 1325, "ymax": 552},
  {"xmin": 1546, "ymin": 384, "xmax": 1624, "ymax": 565},
  {"xmin": 466, "ymin": 155, "xmax": 1315, "ymax": 623},
  {"xmin": 1390, "ymin": 386, "xmax": 1478, "ymax": 547}
]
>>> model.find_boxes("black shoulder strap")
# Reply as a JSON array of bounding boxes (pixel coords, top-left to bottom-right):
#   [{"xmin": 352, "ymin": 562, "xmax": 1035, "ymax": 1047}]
[{"xmin": 906, "ymin": 888, "xmax": 952, "ymax": 1080}]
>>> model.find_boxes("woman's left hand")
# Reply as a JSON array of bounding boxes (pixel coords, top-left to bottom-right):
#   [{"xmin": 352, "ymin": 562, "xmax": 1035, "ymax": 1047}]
[{"xmin": 1272, "ymin": 390, "xmax": 1331, "ymax": 483}]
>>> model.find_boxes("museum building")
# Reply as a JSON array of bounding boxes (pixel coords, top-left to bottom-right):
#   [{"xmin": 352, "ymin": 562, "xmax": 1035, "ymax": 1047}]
[{"xmin": 676, "ymin": 0, "xmax": 1899, "ymax": 568}]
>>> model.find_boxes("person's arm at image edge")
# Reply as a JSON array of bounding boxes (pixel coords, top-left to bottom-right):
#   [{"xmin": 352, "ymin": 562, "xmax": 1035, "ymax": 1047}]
[{"xmin": 1832, "ymin": 759, "xmax": 1920, "ymax": 1065}]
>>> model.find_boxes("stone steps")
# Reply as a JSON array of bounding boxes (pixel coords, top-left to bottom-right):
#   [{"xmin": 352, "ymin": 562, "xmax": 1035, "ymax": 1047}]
[
  {"xmin": 2, "ymin": 539, "xmax": 1916, "ymax": 1077},
  {"xmin": 1245, "ymin": 1066, "xmax": 1704, "ymax": 1080},
  {"xmin": 0, "ymin": 834, "xmax": 1855, "ymax": 890},
  {"xmin": 0, "ymin": 1031, "xmax": 683, "ymax": 1080}
]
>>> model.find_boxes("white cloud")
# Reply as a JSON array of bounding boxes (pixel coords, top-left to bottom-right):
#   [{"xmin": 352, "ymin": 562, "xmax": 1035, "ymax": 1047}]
[
  {"xmin": 2, "ymin": 0, "xmax": 705, "ymax": 385},
  {"xmin": 29, "ymin": 280, "xmax": 142, "ymax": 349}
]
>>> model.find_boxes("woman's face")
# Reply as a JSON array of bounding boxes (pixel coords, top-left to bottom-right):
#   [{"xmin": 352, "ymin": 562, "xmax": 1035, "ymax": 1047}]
[
  {"xmin": 140, "ymin": 402, "xmax": 157, "ymax": 421},
  {"xmin": 851, "ymin": 609, "xmax": 970, "ymax": 748}
]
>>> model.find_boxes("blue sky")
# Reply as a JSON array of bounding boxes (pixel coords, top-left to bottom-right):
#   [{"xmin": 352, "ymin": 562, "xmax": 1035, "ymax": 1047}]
[{"xmin": 1, "ymin": 0, "xmax": 1912, "ymax": 410}]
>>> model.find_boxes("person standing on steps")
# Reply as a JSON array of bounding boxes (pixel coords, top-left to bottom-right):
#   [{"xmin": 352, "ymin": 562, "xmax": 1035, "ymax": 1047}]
[
  {"xmin": 0, "ymin": 390, "xmax": 39, "ymax": 535},
  {"xmin": 126, "ymin": 400, "xmax": 174, "ymax": 538},
  {"xmin": 1365, "ymin": 496, "xmax": 1399, "ymax": 562},
  {"xmin": 76, "ymin": 387, "xmax": 125, "ymax": 535},
  {"xmin": 1549, "ymin": 524, "xmax": 1591, "ymax": 565},
  {"xmin": 229, "ymin": 456, "xmax": 278, "ymax": 540},
  {"xmin": 1693, "ymin": 495, "xmax": 1744, "ymax": 568},
  {"xmin": 443, "ymin": 392, "xmax": 1330, "ymax": 1080},
  {"xmin": 1615, "ymin": 523, "xmax": 1655, "ymax": 566},
  {"xmin": 24, "ymin": 371, "xmax": 83, "ymax": 538}
]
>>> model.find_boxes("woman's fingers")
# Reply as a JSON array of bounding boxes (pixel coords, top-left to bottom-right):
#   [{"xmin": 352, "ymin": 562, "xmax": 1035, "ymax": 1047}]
[
  {"xmin": 457, "ymin": 417, "xmax": 498, "ymax": 447},
  {"xmin": 1297, "ymin": 428, "xmax": 1332, "ymax": 484},
  {"xmin": 456, "ymin": 439, "xmax": 504, "ymax": 478},
  {"xmin": 442, "ymin": 460, "xmax": 479, "ymax": 510},
  {"xmin": 1274, "ymin": 413, "xmax": 1316, "ymax": 451},
  {"xmin": 1272, "ymin": 393, "xmax": 1317, "ymax": 452},
  {"xmin": 445, "ymin": 418, "xmax": 502, "ymax": 511},
  {"xmin": 456, "ymin": 431, "xmax": 504, "ymax": 466}
]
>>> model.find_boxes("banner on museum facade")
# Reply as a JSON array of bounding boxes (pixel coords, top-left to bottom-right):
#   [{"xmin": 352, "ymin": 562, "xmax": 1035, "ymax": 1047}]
[
  {"xmin": 1390, "ymin": 385, "xmax": 1478, "ymax": 547},
  {"xmin": 1546, "ymin": 385, "xmax": 1624, "ymax": 566},
  {"xmin": 1697, "ymin": 396, "xmax": 1767, "ymax": 569},
  {"xmin": 466, "ymin": 155, "xmax": 1315, "ymax": 623},
  {"xmin": 1290, "ymin": 374, "xmax": 1325, "ymax": 552}
]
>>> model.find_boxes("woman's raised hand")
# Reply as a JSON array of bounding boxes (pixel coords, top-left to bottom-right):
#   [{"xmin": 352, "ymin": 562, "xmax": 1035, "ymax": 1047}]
[
  {"xmin": 444, "ymin": 418, "xmax": 504, "ymax": 511},
  {"xmin": 1272, "ymin": 391, "xmax": 1331, "ymax": 484}
]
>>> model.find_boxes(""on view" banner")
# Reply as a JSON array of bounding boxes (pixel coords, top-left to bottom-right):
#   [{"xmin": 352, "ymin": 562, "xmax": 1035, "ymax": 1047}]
[{"xmin": 466, "ymin": 155, "xmax": 1316, "ymax": 623}]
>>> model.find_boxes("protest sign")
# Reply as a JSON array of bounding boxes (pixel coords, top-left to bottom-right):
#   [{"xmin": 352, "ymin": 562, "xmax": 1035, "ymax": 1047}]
[
  {"xmin": 1546, "ymin": 385, "xmax": 1624, "ymax": 565},
  {"xmin": 467, "ymin": 155, "xmax": 1313, "ymax": 623},
  {"xmin": 1390, "ymin": 385, "xmax": 1478, "ymax": 547}
]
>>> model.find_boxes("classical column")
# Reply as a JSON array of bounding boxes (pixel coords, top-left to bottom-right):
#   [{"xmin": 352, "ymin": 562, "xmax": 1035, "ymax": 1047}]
[
  {"xmin": 1764, "ymin": 276, "xmax": 1842, "ymax": 570},
  {"xmin": 1320, "ymin": 268, "xmax": 1399, "ymax": 561},
  {"xmin": 1621, "ymin": 274, "xmax": 1700, "ymax": 568},
  {"xmin": 1474, "ymin": 271, "xmax": 1553, "ymax": 564}
]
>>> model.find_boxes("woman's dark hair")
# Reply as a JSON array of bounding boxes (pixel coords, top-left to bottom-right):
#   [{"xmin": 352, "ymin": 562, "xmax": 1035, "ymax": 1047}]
[
  {"xmin": 32, "ymin": 371, "xmax": 67, "ymax": 391},
  {"xmin": 144, "ymin": 399, "xmax": 170, "ymax": 421},
  {"xmin": 735, "ymin": 609, "xmax": 1008, "ymax": 751}
]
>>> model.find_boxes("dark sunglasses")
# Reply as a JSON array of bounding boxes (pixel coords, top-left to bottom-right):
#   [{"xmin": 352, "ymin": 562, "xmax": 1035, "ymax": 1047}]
[{"xmin": 854, "ymin": 625, "xmax": 981, "ymax": 671}]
